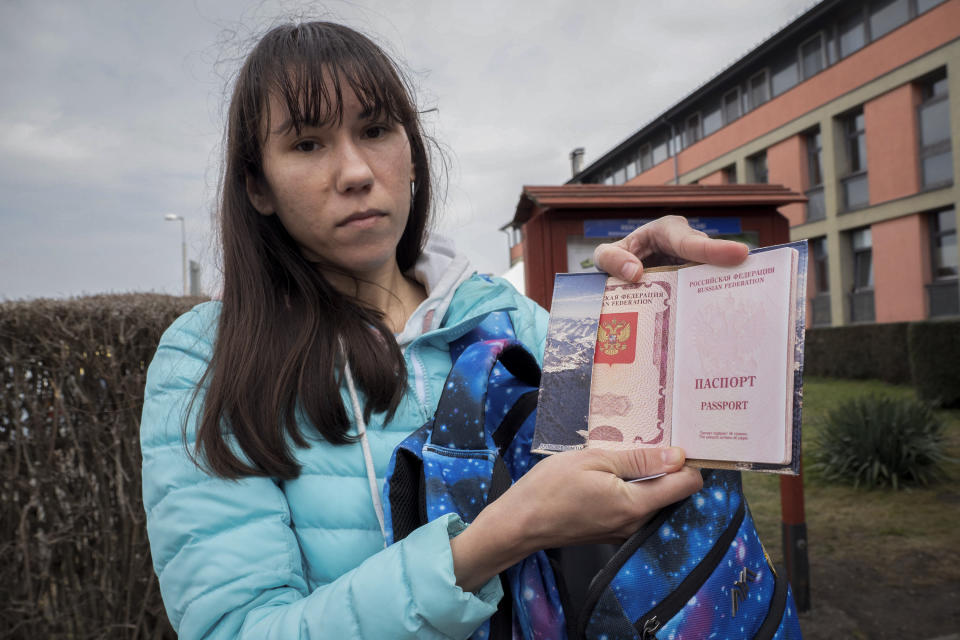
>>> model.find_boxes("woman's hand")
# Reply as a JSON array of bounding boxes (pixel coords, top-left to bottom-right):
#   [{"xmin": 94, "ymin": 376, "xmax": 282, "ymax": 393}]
[
  {"xmin": 593, "ymin": 215, "xmax": 749, "ymax": 281},
  {"xmin": 450, "ymin": 446, "xmax": 702, "ymax": 592}
]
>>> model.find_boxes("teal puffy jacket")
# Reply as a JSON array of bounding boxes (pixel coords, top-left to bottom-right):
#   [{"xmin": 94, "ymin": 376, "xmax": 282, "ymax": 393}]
[{"xmin": 141, "ymin": 274, "xmax": 548, "ymax": 639}]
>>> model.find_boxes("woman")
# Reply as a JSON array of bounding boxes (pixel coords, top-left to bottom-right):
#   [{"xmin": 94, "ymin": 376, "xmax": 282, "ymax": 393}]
[{"xmin": 140, "ymin": 21, "xmax": 748, "ymax": 639}]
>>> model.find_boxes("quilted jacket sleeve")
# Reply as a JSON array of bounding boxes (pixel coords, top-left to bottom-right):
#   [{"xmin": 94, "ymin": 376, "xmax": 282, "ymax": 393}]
[{"xmin": 140, "ymin": 306, "xmax": 501, "ymax": 639}]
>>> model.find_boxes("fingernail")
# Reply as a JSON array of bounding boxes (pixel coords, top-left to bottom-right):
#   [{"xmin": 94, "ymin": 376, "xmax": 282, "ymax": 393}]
[
  {"xmin": 621, "ymin": 262, "xmax": 640, "ymax": 281},
  {"xmin": 661, "ymin": 447, "xmax": 684, "ymax": 466}
]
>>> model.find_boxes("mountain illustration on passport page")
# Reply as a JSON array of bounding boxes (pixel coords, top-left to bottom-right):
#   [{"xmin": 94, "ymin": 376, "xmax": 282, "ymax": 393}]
[{"xmin": 533, "ymin": 273, "xmax": 607, "ymax": 453}]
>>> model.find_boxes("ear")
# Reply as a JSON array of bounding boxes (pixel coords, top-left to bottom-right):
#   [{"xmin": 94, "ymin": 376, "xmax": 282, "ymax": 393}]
[{"xmin": 245, "ymin": 173, "xmax": 275, "ymax": 216}]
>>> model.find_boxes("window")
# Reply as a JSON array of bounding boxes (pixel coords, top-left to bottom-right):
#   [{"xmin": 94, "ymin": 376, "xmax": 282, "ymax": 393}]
[
  {"xmin": 812, "ymin": 237, "xmax": 830, "ymax": 294},
  {"xmin": 825, "ymin": 26, "xmax": 839, "ymax": 66},
  {"xmin": 918, "ymin": 70, "xmax": 953, "ymax": 189},
  {"xmin": 749, "ymin": 70, "xmax": 769, "ymax": 110},
  {"xmin": 917, "ymin": 0, "xmax": 947, "ymax": 13},
  {"xmin": 927, "ymin": 207, "xmax": 958, "ymax": 316},
  {"xmin": 870, "ymin": 0, "xmax": 910, "ymax": 40},
  {"xmin": 684, "ymin": 114, "xmax": 701, "ymax": 147},
  {"xmin": 845, "ymin": 110, "xmax": 867, "ymax": 173},
  {"xmin": 625, "ymin": 159, "xmax": 637, "ymax": 181},
  {"xmin": 640, "ymin": 145, "xmax": 653, "ymax": 172},
  {"xmin": 806, "ymin": 129, "xmax": 825, "ymax": 222},
  {"xmin": 800, "ymin": 34, "xmax": 824, "ymax": 80},
  {"xmin": 807, "ymin": 130, "xmax": 824, "ymax": 187},
  {"xmin": 771, "ymin": 54, "xmax": 799, "ymax": 96},
  {"xmin": 670, "ymin": 129, "xmax": 683, "ymax": 156},
  {"xmin": 852, "ymin": 228, "xmax": 873, "ymax": 289},
  {"xmin": 839, "ymin": 7, "xmax": 867, "ymax": 57},
  {"xmin": 652, "ymin": 138, "xmax": 669, "ymax": 166},
  {"xmin": 748, "ymin": 152, "xmax": 768, "ymax": 184},
  {"xmin": 702, "ymin": 104, "xmax": 723, "ymax": 137},
  {"xmin": 930, "ymin": 208, "xmax": 958, "ymax": 278},
  {"xmin": 613, "ymin": 166, "xmax": 627, "ymax": 185},
  {"xmin": 850, "ymin": 227, "xmax": 875, "ymax": 322},
  {"xmin": 810, "ymin": 237, "xmax": 831, "ymax": 326},
  {"xmin": 723, "ymin": 88, "xmax": 741, "ymax": 124},
  {"xmin": 722, "ymin": 165, "xmax": 737, "ymax": 184},
  {"xmin": 840, "ymin": 109, "xmax": 869, "ymax": 211}
]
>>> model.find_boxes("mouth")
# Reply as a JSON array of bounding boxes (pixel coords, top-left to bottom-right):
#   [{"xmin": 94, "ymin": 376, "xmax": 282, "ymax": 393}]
[{"xmin": 337, "ymin": 209, "xmax": 387, "ymax": 227}]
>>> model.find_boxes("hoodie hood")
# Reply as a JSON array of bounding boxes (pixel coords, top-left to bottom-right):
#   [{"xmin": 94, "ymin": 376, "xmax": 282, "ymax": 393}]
[{"xmin": 396, "ymin": 234, "xmax": 474, "ymax": 346}]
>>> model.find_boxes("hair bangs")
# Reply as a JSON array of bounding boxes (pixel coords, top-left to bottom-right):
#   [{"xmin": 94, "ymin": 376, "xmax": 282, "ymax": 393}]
[{"xmin": 263, "ymin": 26, "xmax": 411, "ymax": 136}]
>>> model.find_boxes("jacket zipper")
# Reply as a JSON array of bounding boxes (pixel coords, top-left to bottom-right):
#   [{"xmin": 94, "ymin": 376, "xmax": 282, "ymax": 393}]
[
  {"xmin": 408, "ymin": 344, "xmax": 430, "ymax": 418},
  {"xmin": 636, "ymin": 499, "xmax": 747, "ymax": 640},
  {"xmin": 753, "ymin": 563, "xmax": 789, "ymax": 639}
]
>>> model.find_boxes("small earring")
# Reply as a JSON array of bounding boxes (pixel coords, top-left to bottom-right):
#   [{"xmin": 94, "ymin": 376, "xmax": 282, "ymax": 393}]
[{"xmin": 410, "ymin": 180, "xmax": 416, "ymax": 200}]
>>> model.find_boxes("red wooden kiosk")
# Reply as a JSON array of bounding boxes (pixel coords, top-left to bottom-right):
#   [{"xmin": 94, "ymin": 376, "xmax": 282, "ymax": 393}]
[{"xmin": 508, "ymin": 183, "xmax": 811, "ymax": 611}]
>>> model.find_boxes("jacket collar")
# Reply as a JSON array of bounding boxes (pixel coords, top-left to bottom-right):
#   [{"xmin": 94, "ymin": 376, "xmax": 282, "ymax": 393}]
[
  {"xmin": 396, "ymin": 234, "xmax": 474, "ymax": 346},
  {"xmin": 396, "ymin": 234, "xmax": 520, "ymax": 347}
]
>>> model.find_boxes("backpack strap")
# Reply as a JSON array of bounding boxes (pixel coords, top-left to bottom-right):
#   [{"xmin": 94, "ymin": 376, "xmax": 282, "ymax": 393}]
[
  {"xmin": 431, "ymin": 339, "xmax": 540, "ymax": 450},
  {"xmin": 449, "ymin": 310, "xmax": 517, "ymax": 362}
]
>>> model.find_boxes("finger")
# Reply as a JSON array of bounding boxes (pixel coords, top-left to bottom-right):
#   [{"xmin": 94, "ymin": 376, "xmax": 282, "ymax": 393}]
[
  {"xmin": 593, "ymin": 242, "xmax": 643, "ymax": 281},
  {"xmin": 651, "ymin": 216, "xmax": 748, "ymax": 266},
  {"xmin": 592, "ymin": 446, "xmax": 688, "ymax": 480},
  {"xmin": 624, "ymin": 466, "xmax": 704, "ymax": 514}
]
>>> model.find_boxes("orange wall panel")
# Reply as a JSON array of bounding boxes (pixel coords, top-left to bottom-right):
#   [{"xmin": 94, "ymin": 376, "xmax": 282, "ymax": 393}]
[
  {"xmin": 699, "ymin": 169, "xmax": 726, "ymax": 185},
  {"xmin": 873, "ymin": 214, "xmax": 928, "ymax": 322},
  {"xmin": 864, "ymin": 84, "xmax": 921, "ymax": 204},
  {"xmin": 767, "ymin": 135, "xmax": 807, "ymax": 227}
]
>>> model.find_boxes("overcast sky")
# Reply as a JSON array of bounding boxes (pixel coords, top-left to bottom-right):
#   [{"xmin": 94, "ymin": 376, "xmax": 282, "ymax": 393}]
[{"xmin": 0, "ymin": 0, "xmax": 814, "ymax": 300}]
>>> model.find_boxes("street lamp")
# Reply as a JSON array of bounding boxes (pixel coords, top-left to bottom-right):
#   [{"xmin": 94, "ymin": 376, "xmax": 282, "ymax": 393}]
[{"xmin": 164, "ymin": 214, "xmax": 188, "ymax": 296}]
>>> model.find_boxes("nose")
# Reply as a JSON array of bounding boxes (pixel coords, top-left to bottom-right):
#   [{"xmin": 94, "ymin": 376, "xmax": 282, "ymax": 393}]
[{"xmin": 334, "ymin": 139, "xmax": 374, "ymax": 194}]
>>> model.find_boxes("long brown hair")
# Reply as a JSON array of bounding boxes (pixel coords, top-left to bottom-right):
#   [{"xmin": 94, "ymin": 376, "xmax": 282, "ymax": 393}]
[{"xmin": 194, "ymin": 22, "xmax": 432, "ymax": 479}]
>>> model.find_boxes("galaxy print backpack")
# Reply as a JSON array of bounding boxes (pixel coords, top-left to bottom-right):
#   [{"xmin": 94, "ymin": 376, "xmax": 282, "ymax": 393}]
[{"xmin": 382, "ymin": 312, "xmax": 803, "ymax": 640}]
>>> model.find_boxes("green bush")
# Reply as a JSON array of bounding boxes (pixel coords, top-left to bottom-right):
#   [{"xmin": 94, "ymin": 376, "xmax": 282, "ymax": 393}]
[
  {"xmin": 812, "ymin": 394, "xmax": 948, "ymax": 490},
  {"xmin": 908, "ymin": 319, "xmax": 960, "ymax": 408}
]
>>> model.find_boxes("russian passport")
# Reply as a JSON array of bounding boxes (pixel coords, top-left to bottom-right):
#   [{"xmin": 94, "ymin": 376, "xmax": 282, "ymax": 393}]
[{"xmin": 532, "ymin": 241, "xmax": 807, "ymax": 475}]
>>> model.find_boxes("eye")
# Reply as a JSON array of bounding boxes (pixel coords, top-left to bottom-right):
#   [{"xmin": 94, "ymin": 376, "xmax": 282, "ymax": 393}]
[
  {"xmin": 294, "ymin": 140, "xmax": 321, "ymax": 152},
  {"xmin": 363, "ymin": 124, "xmax": 389, "ymax": 140}
]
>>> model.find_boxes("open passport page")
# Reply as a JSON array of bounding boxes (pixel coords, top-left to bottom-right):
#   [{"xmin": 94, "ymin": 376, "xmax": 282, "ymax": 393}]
[{"xmin": 532, "ymin": 241, "xmax": 807, "ymax": 475}]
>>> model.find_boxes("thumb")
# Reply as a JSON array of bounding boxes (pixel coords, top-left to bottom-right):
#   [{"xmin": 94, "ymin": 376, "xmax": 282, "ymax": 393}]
[
  {"xmin": 593, "ymin": 242, "xmax": 643, "ymax": 282},
  {"xmin": 597, "ymin": 446, "xmax": 687, "ymax": 480}
]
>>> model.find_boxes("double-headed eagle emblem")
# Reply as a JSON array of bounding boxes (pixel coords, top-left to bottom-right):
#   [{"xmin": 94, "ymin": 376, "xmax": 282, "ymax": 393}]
[{"xmin": 597, "ymin": 319, "xmax": 631, "ymax": 357}]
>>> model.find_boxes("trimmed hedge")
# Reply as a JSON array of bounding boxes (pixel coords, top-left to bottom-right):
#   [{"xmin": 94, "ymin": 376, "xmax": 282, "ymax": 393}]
[
  {"xmin": 804, "ymin": 322, "xmax": 911, "ymax": 384},
  {"xmin": 909, "ymin": 319, "xmax": 960, "ymax": 407},
  {"xmin": 0, "ymin": 294, "xmax": 203, "ymax": 639},
  {"xmin": 805, "ymin": 319, "xmax": 960, "ymax": 406}
]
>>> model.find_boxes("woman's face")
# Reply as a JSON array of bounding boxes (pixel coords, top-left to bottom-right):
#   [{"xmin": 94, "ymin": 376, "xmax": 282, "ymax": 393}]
[{"xmin": 247, "ymin": 79, "xmax": 415, "ymax": 280}]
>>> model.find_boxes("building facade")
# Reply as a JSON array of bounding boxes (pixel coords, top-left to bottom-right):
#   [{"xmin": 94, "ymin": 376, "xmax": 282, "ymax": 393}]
[{"xmin": 571, "ymin": 0, "xmax": 959, "ymax": 326}]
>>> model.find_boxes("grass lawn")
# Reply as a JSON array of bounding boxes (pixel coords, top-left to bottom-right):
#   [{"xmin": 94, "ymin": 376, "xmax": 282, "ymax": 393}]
[{"xmin": 743, "ymin": 376, "xmax": 960, "ymax": 585}]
